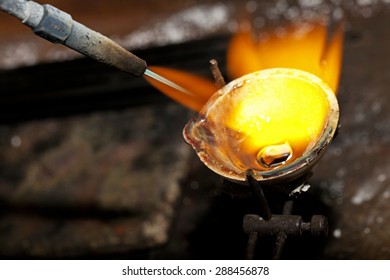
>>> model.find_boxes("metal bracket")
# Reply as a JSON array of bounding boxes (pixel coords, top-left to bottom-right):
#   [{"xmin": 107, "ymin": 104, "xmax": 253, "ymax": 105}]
[{"xmin": 243, "ymin": 170, "xmax": 328, "ymax": 259}]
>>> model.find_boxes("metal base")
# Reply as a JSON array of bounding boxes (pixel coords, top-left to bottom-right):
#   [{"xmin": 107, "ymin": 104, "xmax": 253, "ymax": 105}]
[{"xmin": 243, "ymin": 171, "xmax": 329, "ymax": 259}]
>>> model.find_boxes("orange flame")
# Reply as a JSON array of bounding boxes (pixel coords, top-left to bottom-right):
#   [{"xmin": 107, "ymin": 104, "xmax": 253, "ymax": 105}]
[
  {"xmin": 145, "ymin": 20, "xmax": 343, "ymax": 111},
  {"xmin": 144, "ymin": 66, "xmax": 218, "ymax": 112},
  {"xmin": 227, "ymin": 21, "xmax": 344, "ymax": 93}
]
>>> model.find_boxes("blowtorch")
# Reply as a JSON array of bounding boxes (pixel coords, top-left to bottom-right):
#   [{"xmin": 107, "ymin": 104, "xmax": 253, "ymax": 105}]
[{"xmin": 0, "ymin": 0, "xmax": 187, "ymax": 92}]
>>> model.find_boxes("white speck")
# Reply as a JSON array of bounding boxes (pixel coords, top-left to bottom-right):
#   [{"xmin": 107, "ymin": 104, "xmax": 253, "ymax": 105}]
[
  {"xmin": 327, "ymin": 180, "xmax": 344, "ymax": 203},
  {"xmin": 377, "ymin": 174, "xmax": 387, "ymax": 182},
  {"xmin": 298, "ymin": 0, "xmax": 323, "ymax": 8},
  {"xmin": 351, "ymin": 181, "xmax": 382, "ymax": 205},
  {"xmin": 363, "ymin": 227, "xmax": 371, "ymax": 234},
  {"xmin": 290, "ymin": 183, "xmax": 311, "ymax": 196},
  {"xmin": 11, "ymin": 135, "xmax": 22, "ymax": 148},
  {"xmin": 142, "ymin": 214, "xmax": 168, "ymax": 244},
  {"xmin": 351, "ymin": 192, "xmax": 369, "ymax": 205},
  {"xmin": 301, "ymin": 184, "xmax": 311, "ymax": 192},
  {"xmin": 332, "ymin": 7, "xmax": 344, "ymax": 21},
  {"xmin": 333, "ymin": 228, "xmax": 342, "ymax": 238},
  {"xmin": 376, "ymin": 216, "xmax": 384, "ymax": 224},
  {"xmin": 371, "ymin": 102, "xmax": 382, "ymax": 114},
  {"xmin": 357, "ymin": 0, "xmax": 375, "ymax": 6}
]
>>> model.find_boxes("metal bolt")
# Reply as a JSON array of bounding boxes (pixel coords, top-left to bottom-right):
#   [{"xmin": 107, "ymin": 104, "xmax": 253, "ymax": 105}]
[
  {"xmin": 243, "ymin": 214, "xmax": 328, "ymax": 238},
  {"xmin": 310, "ymin": 215, "xmax": 329, "ymax": 238}
]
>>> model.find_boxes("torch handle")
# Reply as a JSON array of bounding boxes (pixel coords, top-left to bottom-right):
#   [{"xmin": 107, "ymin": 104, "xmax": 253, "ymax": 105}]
[{"xmin": 0, "ymin": 0, "xmax": 147, "ymax": 76}]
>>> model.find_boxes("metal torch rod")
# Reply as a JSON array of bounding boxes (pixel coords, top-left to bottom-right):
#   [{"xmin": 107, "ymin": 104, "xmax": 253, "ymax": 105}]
[{"xmin": 0, "ymin": 0, "xmax": 147, "ymax": 76}]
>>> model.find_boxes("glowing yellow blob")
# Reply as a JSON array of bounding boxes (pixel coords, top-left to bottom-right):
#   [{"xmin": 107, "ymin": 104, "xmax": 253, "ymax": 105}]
[{"xmin": 226, "ymin": 70, "xmax": 330, "ymax": 167}]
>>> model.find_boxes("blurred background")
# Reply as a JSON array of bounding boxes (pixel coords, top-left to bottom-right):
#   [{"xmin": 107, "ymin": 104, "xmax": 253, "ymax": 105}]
[{"xmin": 0, "ymin": 0, "xmax": 389, "ymax": 259}]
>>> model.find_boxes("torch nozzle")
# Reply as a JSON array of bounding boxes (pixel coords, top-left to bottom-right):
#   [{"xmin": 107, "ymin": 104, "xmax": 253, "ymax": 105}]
[
  {"xmin": 144, "ymin": 69, "xmax": 193, "ymax": 96},
  {"xmin": 0, "ymin": 0, "xmax": 147, "ymax": 76}
]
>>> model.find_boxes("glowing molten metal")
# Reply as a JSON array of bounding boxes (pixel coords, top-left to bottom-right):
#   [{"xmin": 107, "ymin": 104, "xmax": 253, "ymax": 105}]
[{"xmin": 183, "ymin": 68, "xmax": 339, "ymax": 182}]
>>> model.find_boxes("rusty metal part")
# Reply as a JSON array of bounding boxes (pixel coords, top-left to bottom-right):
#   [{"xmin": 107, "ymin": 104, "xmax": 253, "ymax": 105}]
[
  {"xmin": 246, "ymin": 170, "xmax": 272, "ymax": 220},
  {"xmin": 243, "ymin": 214, "xmax": 328, "ymax": 238},
  {"xmin": 273, "ymin": 231, "xmax": 287, "ymax": 259},
  {"xmin": 309, "ymin": 215, "xmax": 329, "ymax": 238},
  {"xmin": 0, "ymin": 0, "xmax": 147, "ymax": 76},
  {"xmin": 245, "ymin": 232, "xmax": 258, "ymax": 260},
  {"xmin": 271, "ymin": 200, "xmax": 293, "ymax": 259},
  {"xmin": 209, "ymin": 59, "xmax": 226, "ymax": 87}
]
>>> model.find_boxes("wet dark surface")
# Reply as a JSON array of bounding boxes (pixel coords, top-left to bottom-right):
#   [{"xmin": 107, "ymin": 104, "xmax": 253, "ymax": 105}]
[
  {"xmin": 313, "ymin": 7, "xmax": 390, "ymax": 259},
  {"xmin": 0, "ymin": 0, "xmax": 390, "ymax": 259}
]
